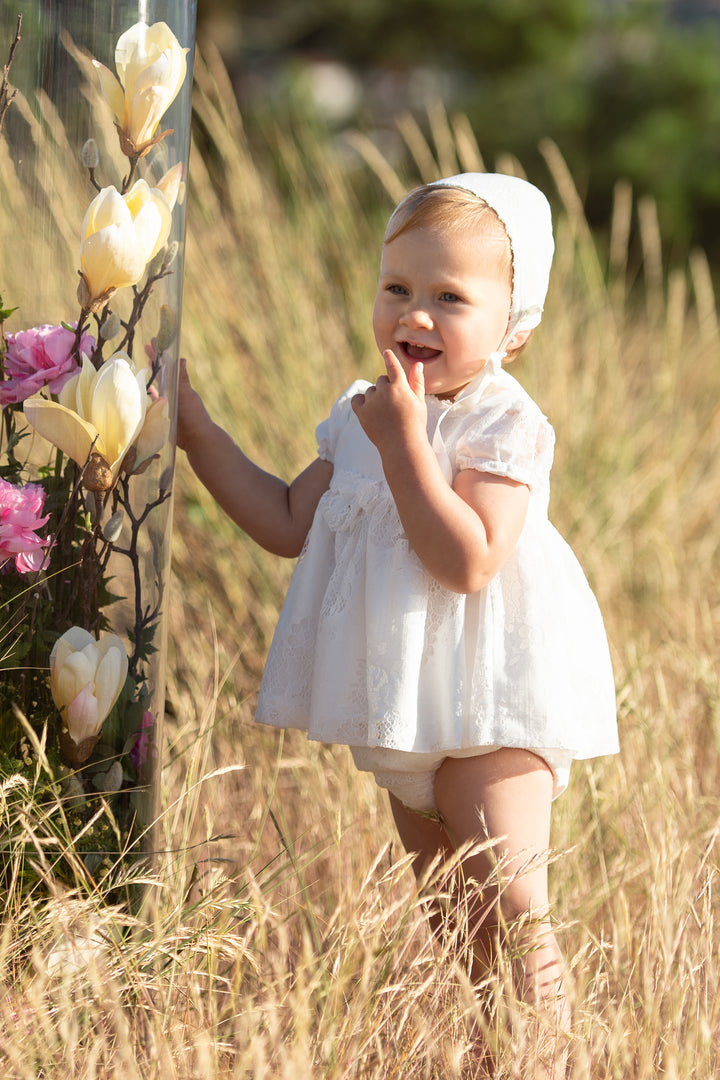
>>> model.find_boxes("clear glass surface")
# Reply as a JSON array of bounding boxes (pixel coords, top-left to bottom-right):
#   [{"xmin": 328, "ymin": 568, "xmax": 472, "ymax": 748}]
[{"xmin": 1, "ymin": 1, "xmax": 197, "ymax": 887}]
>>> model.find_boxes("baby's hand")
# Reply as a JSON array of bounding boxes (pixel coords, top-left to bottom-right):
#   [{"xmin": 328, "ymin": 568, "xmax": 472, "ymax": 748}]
[
  {"xmin": 351, "ymin": 350, "xmax": 427, "ymax": 453},
  {"xmin": 176, "ymin": 357, "xmax": 211, "ymax": 452}
]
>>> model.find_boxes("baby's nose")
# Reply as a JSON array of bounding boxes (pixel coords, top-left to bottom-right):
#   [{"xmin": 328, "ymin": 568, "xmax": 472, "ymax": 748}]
[{"xmin": 400, "ymin": 305, "xmax": 433, "ymax": 330}]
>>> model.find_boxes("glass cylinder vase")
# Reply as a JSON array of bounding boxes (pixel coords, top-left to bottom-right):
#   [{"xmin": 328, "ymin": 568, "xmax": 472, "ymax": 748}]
[{"xmin": 0, "ymin": 1, "xmax": 196, "ymax": 901}]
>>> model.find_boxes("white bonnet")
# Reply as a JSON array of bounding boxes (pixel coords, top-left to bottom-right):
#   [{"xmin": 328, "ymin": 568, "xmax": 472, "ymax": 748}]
[{"xmin": 428, "ymin": 172, "xmax": 554, "ymax": 334}]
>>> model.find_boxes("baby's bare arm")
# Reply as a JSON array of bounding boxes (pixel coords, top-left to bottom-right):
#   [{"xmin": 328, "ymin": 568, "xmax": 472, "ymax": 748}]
[
  {"xmin": 352, "ymin": 351, "xmax": 529, "ymax": 593},
  {"xmin": 177, "ymin": 359, "xmax": 332, "ymax": 557}
]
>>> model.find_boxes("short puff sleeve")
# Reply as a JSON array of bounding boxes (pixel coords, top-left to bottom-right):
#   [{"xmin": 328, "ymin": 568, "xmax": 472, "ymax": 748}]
[
  {"xmin": 455, "ymin": 399, "xmax": 555, "ymax": 490},
  {"xmin": 316, "ymin": 379, "xmax": 370, "ymax": 463}
]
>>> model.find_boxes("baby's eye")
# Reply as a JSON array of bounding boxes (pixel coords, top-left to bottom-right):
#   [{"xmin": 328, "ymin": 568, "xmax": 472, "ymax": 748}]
[
  {"xmin": 387, "ymin": 284, "xmax": 408, "ymax": 296},
  {"xmin": 439, "ymin": 291, "xmax": 462, "ymax": 303}
]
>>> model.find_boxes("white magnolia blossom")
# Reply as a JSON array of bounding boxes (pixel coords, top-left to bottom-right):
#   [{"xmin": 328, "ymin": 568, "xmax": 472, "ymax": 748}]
[
  {"xmin": 24, "ymin": 353, "xmax": 169, "ymax": 489},
  {"xmin": 93, "ymin": 20, "xmax": 188, "ymax": 157},
  {"xmin": 50, "ymin": 627, "xmax": 128, "ymax": 750},
  {"xmin": 78, "ymin": 181, "xmax": 173, "ymax": 308}
]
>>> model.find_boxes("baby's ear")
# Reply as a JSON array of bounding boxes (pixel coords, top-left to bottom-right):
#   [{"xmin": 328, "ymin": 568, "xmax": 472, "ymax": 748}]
[{"xmin": 504, "ymin": 328, "xmax": 534, "ymax": 363}]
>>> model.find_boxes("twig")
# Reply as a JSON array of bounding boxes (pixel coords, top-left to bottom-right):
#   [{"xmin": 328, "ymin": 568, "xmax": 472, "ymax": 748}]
[
  {"xmin": 0, "ymin": 15, "xmax": 22, "ymax": 137},
  {"xmin": 121, "ymin": 152, "xmax": 140, "ymax": 194},
  {"xmin": 119, "ymin": 266, "xmax": 173, "ymax": 358},
  {"xmin": 113, "ymin": 474, "xmax": 172, "ymax": 678}
]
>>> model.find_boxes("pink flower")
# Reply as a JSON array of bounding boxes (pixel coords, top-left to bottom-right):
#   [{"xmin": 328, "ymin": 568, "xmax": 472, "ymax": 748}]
[
  {"xmin": 0, "ymin": 477, "xmax": 51, "ymax": 573},
  {"xmin": 0, "ymin": 323, "xmax": 96, "ymax": 407}
]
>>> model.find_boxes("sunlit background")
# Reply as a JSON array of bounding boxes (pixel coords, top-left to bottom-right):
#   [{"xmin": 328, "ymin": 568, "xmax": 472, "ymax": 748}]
[{"xmin": 195, "ymin": 0, "xmax": 720, "ymax": 264}]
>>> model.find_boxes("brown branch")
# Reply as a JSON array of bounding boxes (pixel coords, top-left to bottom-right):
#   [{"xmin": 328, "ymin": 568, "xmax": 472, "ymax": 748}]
[{"xmin": 0, "ymin": 15, "xmax": 22, "ymax": 137}]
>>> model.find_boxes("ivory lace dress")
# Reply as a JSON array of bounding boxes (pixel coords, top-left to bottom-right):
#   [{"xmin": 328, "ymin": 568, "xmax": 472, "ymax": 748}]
[{"xmin": 255, "ymin": 367, "xmax": 619, "ymax": 764}]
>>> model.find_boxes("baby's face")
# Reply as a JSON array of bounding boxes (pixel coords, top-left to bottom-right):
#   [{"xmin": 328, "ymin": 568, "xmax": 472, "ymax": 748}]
[{"xmin": 372, "ymin": 222, "xmax": 513, "ymax": 400}]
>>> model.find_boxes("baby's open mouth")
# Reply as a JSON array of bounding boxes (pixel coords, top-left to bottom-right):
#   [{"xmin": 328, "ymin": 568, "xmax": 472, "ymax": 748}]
[{"xmin": 400, "ymin": 341, "xmax": 441, "ymax": 361}]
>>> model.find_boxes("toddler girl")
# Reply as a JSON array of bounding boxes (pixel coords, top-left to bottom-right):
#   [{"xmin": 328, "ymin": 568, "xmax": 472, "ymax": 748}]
[{"xmin": 178, "ymin": 172, "xmax": 618, "ymax": 1076}]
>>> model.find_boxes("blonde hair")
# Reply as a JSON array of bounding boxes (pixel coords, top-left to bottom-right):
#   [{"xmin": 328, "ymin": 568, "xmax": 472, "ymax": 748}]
[{"xmin": 385, "ymin": 184, "xmax": 513, "ymax": 289}]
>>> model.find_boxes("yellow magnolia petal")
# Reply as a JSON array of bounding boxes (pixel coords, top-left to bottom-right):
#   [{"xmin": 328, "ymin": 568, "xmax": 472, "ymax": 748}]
[
  {"xmin": 79, "ymin": 181, "xmax": 175, "ymax": 305},
  {"xmin": 129, "ymin": 82, "xmax": 171, "ymax": 148},
  {"xmin": 49, "ymin": 627, "xmax": 128, "ymax": 743},
  {"xmin": 114, "ymin": 21, "xmax": 187, "ymax": 146},
  {"xmin": 51, "ymin": 627, "xmax": 96, "ymax": 664},
  {"xmin": 94, "ymin": 641, "xmax": 128, "ymax": 721},
  {"xmin": 124, "ymin": 179, "xmax": 173, "ymax": 261},
  {"xmin": 134, "ymin": 395, "xmax": 169, "ymax": 467},
  {"xmin": 72, "ymin": 354, "xmax": 99, "ymax": 419},
  {"xmin": 82, "ymin": 185, "xmax": 128, "ymax": 235},
  {"xmin": 115, "ymin": 20, "xmax": 159, "ymax": 86},
  {"xmin": 80, "ymin": 187, "xmax": 148, "ymax": 299},
  {"xmin": 95, "ymin": 631, "xmax": 128, "ymax": 658},
  {"xmin": 55, "ymin": 649, "xmax": 97, "ymax": 708},
  {"xmin": 90, "ymin": 357, "xmax": 147, "ymax": 472},
  {"xmin": 82, "ymin": 224, "xmax": 148, "ymax": 296},
  {"xmin": 58, "ymin": 368, "xmax": 80, "ymax": 410},
  {"xmin": 23, "ymin": 398, "xmax": 104, "ymax": 469},
  {"xmin": 91, "ymin": 59, "xmax": 125, "ymax": 126},
  {"xmin": 50, "ymin": 635, "xmax": 76, "ymax": 705},
  {"xmin": 66, "ymin": 685, "xmax": 100, "ymax": 743},
  {"xmin": 155, "ymin": 162, "xmax": 184, "ymax": 211}
]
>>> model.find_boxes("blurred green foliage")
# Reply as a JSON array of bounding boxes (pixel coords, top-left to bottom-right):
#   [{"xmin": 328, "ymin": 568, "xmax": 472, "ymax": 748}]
[
  {"xmin": 2, "ymin": 1, "xmax": 718, "ymax": 261},
  {"xmin": 196, "ymin": 0, "xmax": 720, "ymax": 264}
]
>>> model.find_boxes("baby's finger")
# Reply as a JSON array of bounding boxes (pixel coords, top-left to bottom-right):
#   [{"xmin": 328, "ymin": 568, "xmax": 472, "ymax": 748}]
[
  {"xmin": 383, "ymin": 349, "xmax": 407, "ymax": 383},
  {"xmin": 385, "ymin": 348, "xmax": 424, "ymax": 398},
  {"xmin": 407, "ymin": 361, "xmax": 425, "ymax": 400},
  {"xmin": 351, "ymin": 390, "xmax": 367, "ymax": 414},
  {"xmin": 179, "ymin": 356, "xmax": 190, "ymax": 382}
]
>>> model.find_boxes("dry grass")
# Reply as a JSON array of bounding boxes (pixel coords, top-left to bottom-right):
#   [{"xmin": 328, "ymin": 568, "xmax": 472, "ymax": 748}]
[{"xmin": 2, "ymin": 44, "xmax": 720, "ymax": 1078}]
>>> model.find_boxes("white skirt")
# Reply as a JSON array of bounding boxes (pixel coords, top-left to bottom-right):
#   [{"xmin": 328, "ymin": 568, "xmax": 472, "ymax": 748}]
[{"xmin": 256, "ymin": 470, "xmax": 619, "ymax": 763}]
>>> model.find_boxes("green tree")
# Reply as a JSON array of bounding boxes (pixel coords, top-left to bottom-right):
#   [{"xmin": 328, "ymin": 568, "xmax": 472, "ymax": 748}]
[{"xmin": 198, "ymin": 0, "xmax": 720, "ymax": 262}]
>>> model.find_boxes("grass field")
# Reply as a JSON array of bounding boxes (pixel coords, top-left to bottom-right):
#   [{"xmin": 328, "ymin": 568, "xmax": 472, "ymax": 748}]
[{"xmin": 2, "ymin": 45, "xmax": 720, "ymax": 1078}]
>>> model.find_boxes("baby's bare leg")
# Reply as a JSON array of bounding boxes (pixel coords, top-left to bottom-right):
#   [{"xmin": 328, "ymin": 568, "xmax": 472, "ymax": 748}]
[
  {"xmin": 388, "ymin": 793, "xmax": 453, "ymax": 937},
  {"xmin": 389, "ymin": 796, "xmax": 496, "ymax": 1076},
  {"xmin": 434, "ymin": 749, "xmax": 570, "ymax": 1078}
]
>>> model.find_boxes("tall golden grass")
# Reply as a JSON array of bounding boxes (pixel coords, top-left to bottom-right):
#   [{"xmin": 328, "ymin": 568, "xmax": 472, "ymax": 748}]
[{"xmin": 3, "ymin": 44, "xmax": 720, "ymax": 1078}]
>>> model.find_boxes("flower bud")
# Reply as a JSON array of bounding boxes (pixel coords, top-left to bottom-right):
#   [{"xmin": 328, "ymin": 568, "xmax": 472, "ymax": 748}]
[
  {"xmin": 103, "ymin": 509, "xmax": 124, "ymax": 543},
  {"xmin": 145, "ymin": 249, "xmax": 165, "ymax": 279},
  {"xmin": 92, "ymin": 761, "xmax": 124, "ymax": 793},
  {"xmin": 154, "ymin": 304, "xmax": 177, "ymax": 353},
  {"xmin": 81, "ymin": 138, "xmax": 100, "ymax": 169},
  {"xmin": 99, "ymin": 311, "xmax": 122, "ymax": 340},
  {"xmin": 161, "ymin": 241, "xmax": 179, "ymax": 273},
  {"xmin": 50, "ymin": 627, "xmax": 128, "ymax": 766},
  {"xmin": 159, "ymin": 465, "xmax": 174, "ymax": 493},
  {"xmin": 76, "ymin": 273, "xmax": 92, "ymax": 312}
]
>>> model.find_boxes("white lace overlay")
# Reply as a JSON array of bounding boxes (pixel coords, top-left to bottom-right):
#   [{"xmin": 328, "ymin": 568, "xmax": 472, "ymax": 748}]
[{"xmin": 256, "ymin": 369, "xmax": 618, "ymax": 761}]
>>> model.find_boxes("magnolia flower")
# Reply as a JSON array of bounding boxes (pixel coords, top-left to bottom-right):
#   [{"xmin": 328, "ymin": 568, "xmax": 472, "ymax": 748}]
[
  {"xmin": 93, "ymin": 20, "xmax": 188, "ymax": 158},
  {"xmin": 0, "ymin": 323, "xmax": 95, "ymax": 407},
  {"xmin": 23, "ymin": 352, "xmax": 156, "ymax": 490},
  {"xmin": 0, "ymin": 477, "xmax": 50, "ymax": 573},
  {"xmin": 78, "ymin": 181, "xmax": 173, "ymax": 310},
  {"xmin": 132, "ymin": 394, "xmax": 170, "ymax": 470},
  {"xmin": 155, "ymin": 162, "xmax": 184, "ymax": 212},
  {"xmin": 50, "ymin": 627, "xmax": 128, "ymax": 765}
]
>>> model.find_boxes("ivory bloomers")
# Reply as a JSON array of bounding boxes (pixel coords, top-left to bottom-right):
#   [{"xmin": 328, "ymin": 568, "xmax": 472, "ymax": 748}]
[{"xmin": 255, "ymin": 368, "xmax": 619, "ymax": 767}]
